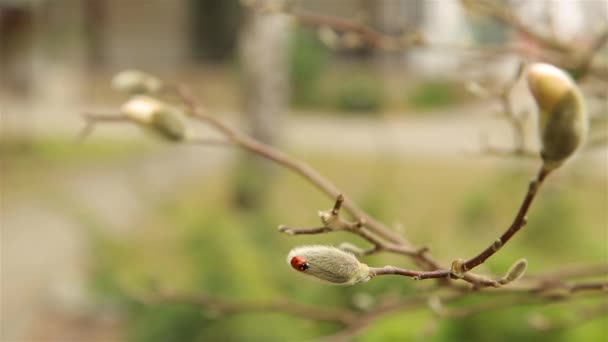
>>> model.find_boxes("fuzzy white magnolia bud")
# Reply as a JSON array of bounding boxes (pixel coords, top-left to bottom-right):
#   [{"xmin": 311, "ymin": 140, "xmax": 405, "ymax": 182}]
[
  {"xmin": 527, "ymin": 63, "xmax": 588, "ymax": 170},
  {"xmin": 318, "ymin": 27, "xmax": 339, "ymax": 49},
  {"xmin": 112, "ymin": 70, "xmax": 163, "ymax": 95},
  {"xmin": 287, "ymin": 245, "xmax": 370, "ymax": 285},
  {"xmin": 120, "ymin": 95, "xmax": 185, "ymax": 141},
  {"xmin": 498, "ymin": 258, "xmax": 528, "ymax": 285},
  {"xmin": 504, "ymin": 258, "xmax": 528, "ymax": 282}
]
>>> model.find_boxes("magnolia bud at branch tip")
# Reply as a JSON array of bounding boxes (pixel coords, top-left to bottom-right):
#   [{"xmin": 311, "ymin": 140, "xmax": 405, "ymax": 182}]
[
  {"xmin": 112, "ymin": 70, "xmax": 163, "ymax": 95},
  {"xmin": 504, "ymin": 258, "xmax": 528, "ymax": 283},
  {"xmin": 120, "ymin": 95, "xmax": 186, "ymax": 142},
  {"xmin": 287, "ymin": 245, "xmax": 370, "ymax": 285},
  {"xmin": 526, "ymin": 63, "xmax": 588, "ymax": 171}
]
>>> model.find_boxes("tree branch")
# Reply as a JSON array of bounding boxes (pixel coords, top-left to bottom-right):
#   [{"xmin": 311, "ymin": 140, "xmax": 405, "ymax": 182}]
[
  {"xmin": 278, "ymin": 194, "xmax": 425, "ymax": 257},
  {"xmin": 461, "ymin": 166, "xmax": 551, "ymax": 273},
  {"xmin": 175, "ymin": 85, "xmax": 432, "ymax": 258},
  {"xmin": 77, "ymin": 111, "xmax": 130, "ymax": 142},
  {"xmin": 370, "ymin": 266, "xmax": 451, "ymax": 280}
]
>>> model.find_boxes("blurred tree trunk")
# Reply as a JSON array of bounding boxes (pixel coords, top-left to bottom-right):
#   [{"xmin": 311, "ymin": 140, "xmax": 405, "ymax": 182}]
[
  {"xmin": 189, "ymin": 0, "xmax": 240, "ymax": 61},
  {"xmin": 83, "ymin": 0, "xmax": 106, "ymax": 67},
  {"xmin": 0, "ymin": 3, "xmax": 34, "ymax": 146},
  {"xmin": 365, "ymin": 0, "xmax": 422, "ymax": 104},
  {"xmin": 0, "ymin": 3, "xmax": 34, "ymax": 97},
  {"xmin": 233, "ymin": 8, "xmax": 289, "ymax": 209}
]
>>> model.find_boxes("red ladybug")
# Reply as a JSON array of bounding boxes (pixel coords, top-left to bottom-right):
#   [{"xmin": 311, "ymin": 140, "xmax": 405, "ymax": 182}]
[{"xmin": 290, "ymin": 256, "xmax": 309, "ymax": 272}]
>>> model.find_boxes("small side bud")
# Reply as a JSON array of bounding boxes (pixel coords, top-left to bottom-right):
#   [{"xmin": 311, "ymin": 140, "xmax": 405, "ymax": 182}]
[
  {"xmin": 465, "ymin": 81, "xmax": 491, "ymax": 98},
  {"xmin": 499, "ymin": 258, "xmax": 528, "ymax": 285},
  {"xmin": 318, "ymin": 27, "xmax": 339, "ymax": 49},
  {"xmin": 318, "ymin": 209, "xmax": 343, "ymax": 229},
  {"xmin": 286, "ymin": 245, "xmax": 370, "ymax": 285},
  {"xmin": 450, "ymin": 258, "xmax": 466, "ymax": 279},
  {"xmin": 318, "ymin": 210, "xmax": 333, "ymax": 225},
  {"xmin": 112, "ymin": 70, "xmax": 163, "ymax": 95},
  {"xmin": 121, "ymin": 95, "xmax": 186, "ymax": 141},
  {"xmin": 526, "ymin": 63, "xmax": 588, "ymax": 171},
  {"xmin": 427, "ymin": 295, "xmax": 443, "ymax": 317}
]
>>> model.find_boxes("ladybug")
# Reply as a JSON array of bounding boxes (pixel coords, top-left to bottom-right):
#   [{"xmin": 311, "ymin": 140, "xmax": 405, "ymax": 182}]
[{"xmin": 290, "ymin": 256, "xmax": 309, "ymax": 272}]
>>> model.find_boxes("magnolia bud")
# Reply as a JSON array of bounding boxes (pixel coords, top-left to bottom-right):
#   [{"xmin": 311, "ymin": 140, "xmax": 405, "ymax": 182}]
[
  {"xmin": 499, "ymin": 258, "xmax": 528, "ymax": 285},
  {"xmin": 287, "ymin": 245, "xmax": 370, "ymax": 285},
  {"xmin": 112, "ymin": 70, "xmax": 163, "ymax": 95},
  {"xmin": 318, "ymin": 27, "xmax": 339, "ymax": 49},
  {"xmin": 526, "ymin": 63, "xmax": 588, "ymax": 171},
  {"xmin": 120, "ymin": 95, "xmax": 185, "ymax": 141}
]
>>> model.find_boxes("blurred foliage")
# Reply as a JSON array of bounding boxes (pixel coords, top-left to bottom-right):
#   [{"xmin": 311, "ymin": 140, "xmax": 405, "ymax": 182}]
[
  {"xmin": 286, "ymin": 28, "xmax": 480, "ymax": 114},
  {"xmin": 0, "ymin": 136, "xmax": 148, "ymax": 166},
  {"xmin": 230, "ymin": 154, "xmax": 275, "ymax": 210},
  {"xmin": 288, "ymin": 30, "xmax": 384, "ymax": 114},
  {"xmin": 289, "ymin": 29, "xmax": 330, "ymax": 107},
  {"xmin": 467, "ymin": 16, "xmax": 508, "ymax": 46},
  {"xmin": 88, "ymin": 153, "xmax": 606, "ymax": 341},
  {"xmin": 1, "ymin": 136, "xmax": 150, "ymax": 191},
  {"xmin": 190, "ymin": 0, "xmax": 241, "ymax": 61},
  {"xmin": 335, "ymin": 75, "xmax": 385, "ymax": 113},
  {"xmin": 406, "ymin": 81, "xmax": 469, "ymax": 111}
]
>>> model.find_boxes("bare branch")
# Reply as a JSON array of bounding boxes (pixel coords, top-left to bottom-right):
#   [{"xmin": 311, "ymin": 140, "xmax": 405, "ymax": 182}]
[
  {"xmin": 370, "ymin": 266, "xmax": 451, "ymax": 280},
  {"xmin": 278, "ymin": 195, "xmax": 426, "ymax": 258},
  {"xmin": 242, "ymin": 1, "xmax": 424, "ymax": 51},
  {"xmin": 175, "ymin": 86, "xmax": 432, "ymax": 259},
  {"xmin": 278, "ymin": 225, "xmax": 332, "ymax": 235},
  {"xmin": 461, "ymin": 166, "xmax": 551, "ymax": 272},
  {"xmin": 77, "ymin": 111, "xmax": 130, "ymax": 142}
]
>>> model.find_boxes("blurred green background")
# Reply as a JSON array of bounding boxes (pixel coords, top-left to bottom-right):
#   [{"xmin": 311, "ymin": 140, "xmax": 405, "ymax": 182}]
[
  {"xmin": 2, "ymin": 0, "xmax": 607, "ymax": 341},
  {"xmin": 4, "ymin": 138, "xmax": 605, "ymax": 340}
]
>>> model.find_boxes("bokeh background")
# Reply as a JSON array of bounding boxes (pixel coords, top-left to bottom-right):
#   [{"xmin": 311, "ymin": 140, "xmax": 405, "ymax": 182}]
[{"xmin": 1, "ymin": 0, "xmax": 607, "ymax": 341}]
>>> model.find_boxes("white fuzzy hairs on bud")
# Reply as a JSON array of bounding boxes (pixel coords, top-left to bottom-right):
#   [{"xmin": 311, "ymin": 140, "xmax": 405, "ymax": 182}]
[
  {"xmin": 526, "ymin": 63, "xmax": 588, "ymax": 171},
  {"xmin": 287, "ymin": 245, "xmax": 370, "ymax": 285}
]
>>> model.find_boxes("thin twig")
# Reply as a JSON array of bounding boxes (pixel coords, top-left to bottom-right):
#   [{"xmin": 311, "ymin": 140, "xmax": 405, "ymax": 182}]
[
  {"xmin": 573, "ymin": 26, "xmax": 608, "ymax": 81},
  {"xmin": 462, "ymin": 166, "xmax": 551, "ymax": 272},
  {"xmin": 278, "ymin": 225, "xmax": 333, "ymax": 235},
  {"xmin": 291, "ymin": 9, "xmax": 424, "ymax": 50},
  {"xmin": 242, "ymin": 1, "xmax": 424, "ymax": 51},
  {"xmin": 174, "ymin": 86, "xmax": 552, "ymax": 288},
  {"xmin": 76, "ymin": 112, "xmax": 130, "ymax": 142},
  {"xmin": 370, "ymin": 266, "xmax": 451, "ymax": 280},
  {"xmin": 175, "ymin": 85, "xmax": 429, "ymax": 257},
  {"xmin": 279, "ymin": 194, "xmax": 425, "ymax": 257}
]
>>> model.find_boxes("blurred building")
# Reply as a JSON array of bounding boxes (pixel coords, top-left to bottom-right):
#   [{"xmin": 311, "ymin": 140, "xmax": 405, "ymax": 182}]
[{"xmin": 2, "ymin": 0, "xmax": 606, "ymax": 97}]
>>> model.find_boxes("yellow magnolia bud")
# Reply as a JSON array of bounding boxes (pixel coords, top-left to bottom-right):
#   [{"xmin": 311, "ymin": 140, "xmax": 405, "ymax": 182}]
[
  {"xmin": 120, "ymin": 95, "xmax": 185, "ymax": 141},
  {"xmin": 287, "ymin": 245, "xmax": 370, "ymax": 285},
  {"xmin": 527, "ymin": 63, "xmax": 588, "ymax": 170},
  {"xmin": 112, "ymin": 70, "xmax": 163, "ymax": 95},
  {"xmin": 318, "ymin": 26, "xmax": 339, "ymax": 50}
]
